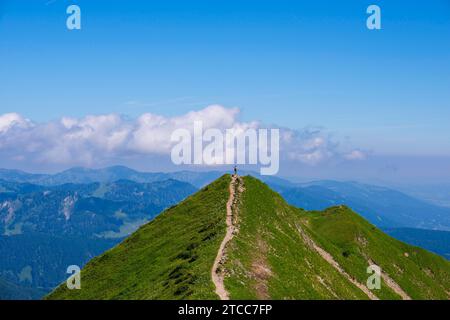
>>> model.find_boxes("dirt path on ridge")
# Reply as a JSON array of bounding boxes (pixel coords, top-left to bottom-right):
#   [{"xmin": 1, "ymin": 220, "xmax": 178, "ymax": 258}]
[{"xmin": 211, "ymin": 174, "xmax": 238, "ymax": 300}]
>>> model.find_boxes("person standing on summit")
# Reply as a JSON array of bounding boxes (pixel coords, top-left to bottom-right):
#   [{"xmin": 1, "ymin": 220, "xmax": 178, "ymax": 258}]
[{"xmin": 233, "ymin": 165, "xmax": 237, "ymax": 176}]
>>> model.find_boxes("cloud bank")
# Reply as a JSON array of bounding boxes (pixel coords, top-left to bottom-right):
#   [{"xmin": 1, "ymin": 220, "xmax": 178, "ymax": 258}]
[{"xmin": 0, "ymin": 105, "xmax": 365, "ymax": 169}]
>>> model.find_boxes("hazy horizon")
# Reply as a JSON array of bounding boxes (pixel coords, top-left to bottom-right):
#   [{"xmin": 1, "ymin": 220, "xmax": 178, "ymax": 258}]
[{"xmin": 1, "ymin": 0, "xmax": 449, "ymax": 185}]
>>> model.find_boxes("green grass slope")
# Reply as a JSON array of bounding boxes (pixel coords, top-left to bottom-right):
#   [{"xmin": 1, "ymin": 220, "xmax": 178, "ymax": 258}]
[
  {"xmin": 224, "ymin": 177, "xmax": 368, "ymax": 299},
  {"xmin": 47, "ymin": 175, "xmax": 450, "ymax": 300},
  {"xmin": 224, "ymin": 176, "xmax": 449, "ymax": 299},
  {"xmin": 301, "ymin": 206, "xmax": 450, "ymax": 299},
  {"xmin": 46, "ymin": 175, "xmax": 230, "ymax": 300}
]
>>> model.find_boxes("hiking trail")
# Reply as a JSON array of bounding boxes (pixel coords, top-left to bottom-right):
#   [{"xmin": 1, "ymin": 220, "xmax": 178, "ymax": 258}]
[{"xmin": 211, "ymin": 174, "xmax": 240, "ymax": 300}]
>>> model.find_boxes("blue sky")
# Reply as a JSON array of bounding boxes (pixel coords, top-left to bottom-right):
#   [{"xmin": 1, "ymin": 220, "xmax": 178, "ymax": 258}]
[{"xmin": 0, "ymin": 0, "xmax": 449, "ymax": 183}]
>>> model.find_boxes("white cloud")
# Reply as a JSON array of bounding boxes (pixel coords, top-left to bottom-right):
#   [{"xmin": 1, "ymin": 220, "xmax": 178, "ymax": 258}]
[
  {"xmin": 0, "ymin": 113, "xmax": 32, "ymax": 133},
  {"xmin": 129, "ymin": 105, "xmax": 243, "ymax": 154},
  {"xmin": 0, "ymin": 105, "xmax": 365, "ymax": 168}
]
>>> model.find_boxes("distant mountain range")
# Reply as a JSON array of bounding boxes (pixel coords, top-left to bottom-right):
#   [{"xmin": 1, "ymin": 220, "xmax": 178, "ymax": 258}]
[
  {"xmin": 47, "ymin": 175, "xmax": 450, "ymax": 300},
  {"xmin": 0, "ymin": 166, "xmax": 222, "ymax": 188},
  {"xmin": 271, "ymin": 180, "xmax": 450, "ymax": 231},
  {"xmin": 383, "ymin": 228, "xmax": 450, "ymax": 260},
  {"xmin": 3, "ymin": 166, "xmax": 450, "ymax": 230},
  {"xmin": 1, "ymin": 166, "xmax": 450, "ymax": 299},
  {"xmin": 0, "ymin": 177, "xmax": 196, "ymax": 299},
  {"xmin": 0, "ymin": 275, "xmax": 45, "ymax": 300},
  {"xmin": 0, "ymin": 233, "xmax": 116, "ymax": 299},
  {"xmin": 0, "ymin": 178, "xmax": 196, "ymax": 237}
]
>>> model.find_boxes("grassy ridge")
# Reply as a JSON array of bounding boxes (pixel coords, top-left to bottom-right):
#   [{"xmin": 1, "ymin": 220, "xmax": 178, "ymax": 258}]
[
  {"xmin": 224, "ymin": 176, "xmax": 450, "ymax": 299},
  {"xmin": 46, "ymin": 175, "xmax": 230, "ymax": 300},
  {"xmin": 224, "ymin": 176, "xmax": 368, "ymax": 299},
  {"xmin": 301, "ymin": 207, "xmax": 450, "ymax": 299},
  {"xmin": 47, "ymin": 175, "xmax": 450, "ymax": 300}
]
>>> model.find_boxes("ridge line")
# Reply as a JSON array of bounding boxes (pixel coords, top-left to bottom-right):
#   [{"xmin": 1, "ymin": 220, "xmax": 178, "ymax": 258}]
[{"xmin": 211, "ymin": 174, "xmax": 239, "ymax": 300}]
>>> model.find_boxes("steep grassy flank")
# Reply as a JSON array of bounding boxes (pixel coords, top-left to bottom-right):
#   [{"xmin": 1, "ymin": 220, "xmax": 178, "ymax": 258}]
[
  {"xmin": 224, "ymin": 176, "xmax": 450, "ymax": 300},
  {"xmin": 300, "ymin": 207, "xmax": 450, "ymax": 299},
  {"xmin": 46, "ymin": 175, "xmax": 230, "ymax": 300},
  {"xmin": 224, "ymin": 176, "xmax": 369, "ymax": 299}
]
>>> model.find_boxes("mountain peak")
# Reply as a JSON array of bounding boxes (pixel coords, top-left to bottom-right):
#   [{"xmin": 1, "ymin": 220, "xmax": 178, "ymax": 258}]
[{"xmin": 47, "ymin": 175, "xmax": 450, "ymax": 300}]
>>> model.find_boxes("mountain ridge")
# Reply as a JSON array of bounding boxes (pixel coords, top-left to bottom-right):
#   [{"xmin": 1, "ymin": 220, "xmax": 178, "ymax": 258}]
[
  {"xmin": 47, "ymin": 175, "xmax": 450, "ymax": 300},
  {"xmin": 2, "ymin": 166, "xmax": 450, "ymax": 231}
]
